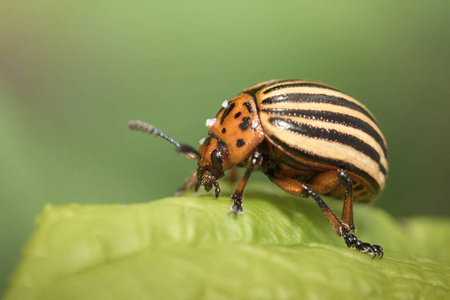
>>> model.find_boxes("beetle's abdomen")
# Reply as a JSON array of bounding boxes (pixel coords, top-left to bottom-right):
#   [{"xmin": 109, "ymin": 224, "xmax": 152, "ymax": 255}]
[{"xmin": 252, "ymin": 80, "xmax": 388, "ymax": 201}]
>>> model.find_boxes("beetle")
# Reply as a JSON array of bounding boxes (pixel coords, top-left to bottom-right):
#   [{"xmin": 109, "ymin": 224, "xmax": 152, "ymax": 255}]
[{"xmin": 128, "ymin": 79, "xmax": 388, "ymax": 258}]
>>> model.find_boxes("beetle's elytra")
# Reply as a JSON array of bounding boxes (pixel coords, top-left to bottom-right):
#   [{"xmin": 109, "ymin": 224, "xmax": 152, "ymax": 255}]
[{"xmin": 129, "ymin": 79, "xmax": 388, "ymax": 258}]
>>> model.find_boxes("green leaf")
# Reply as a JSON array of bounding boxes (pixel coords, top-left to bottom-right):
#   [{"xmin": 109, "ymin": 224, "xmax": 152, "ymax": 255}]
[{"xmin": 4, "ymin": 184, "xmax": 450, "ymax": 300}]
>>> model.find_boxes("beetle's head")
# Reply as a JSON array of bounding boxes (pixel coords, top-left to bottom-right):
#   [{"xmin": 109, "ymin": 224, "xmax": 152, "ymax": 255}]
[{"xmin": 196, "ymin": 134, "xmax": 232, "ymax": 196}]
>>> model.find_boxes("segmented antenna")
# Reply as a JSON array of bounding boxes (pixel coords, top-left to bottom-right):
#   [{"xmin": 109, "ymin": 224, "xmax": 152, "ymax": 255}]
[
  {"xmin": 128, "ymin": 120, "xmax": 199, "ymax": 159},
  {"xmin": 128, "ymin": 120, "xmax": 182, "ymax": 147}
]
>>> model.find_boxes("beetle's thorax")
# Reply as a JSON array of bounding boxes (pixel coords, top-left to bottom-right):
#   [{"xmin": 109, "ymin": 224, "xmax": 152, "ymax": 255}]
[
  {"xmin": 205, "ymin": 93, "xmax": 265, "ymax": 165},
  {"xmin": 196, "ymin": 93, "xmax": 265, "ymax": 192}
]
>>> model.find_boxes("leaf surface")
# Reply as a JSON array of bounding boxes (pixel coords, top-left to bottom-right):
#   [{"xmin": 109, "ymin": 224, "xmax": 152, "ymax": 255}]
[{"xmin": 4, "ymin": 185, "xmax": 450, "ymax": 300}]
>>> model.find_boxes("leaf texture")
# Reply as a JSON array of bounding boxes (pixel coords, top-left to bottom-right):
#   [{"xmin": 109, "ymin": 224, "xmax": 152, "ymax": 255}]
[{"xmin": 4, "ymin": 185, "xmax": 450, "ymax": 300}]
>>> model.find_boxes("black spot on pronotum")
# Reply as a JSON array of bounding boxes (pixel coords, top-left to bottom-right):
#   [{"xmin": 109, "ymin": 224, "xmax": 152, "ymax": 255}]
[
  {"xmin": 236, "ymin": 139, "xmax": 245, "ymax": 147},
  {"xmin": 239, "ymin": 117, "xmax": 250, "ymax": 131},
  {"xmin": 239, "ymin": 123, "xmax": 249, "ymax": 130},
  {"xmin": 220, "ymin": 103, "xmax": 235, "ymax": 124},
  {"xmin": 222, "ymin": 128, "xmax": 226, "ymax": 134},
  {"xmin": 243, "ymin": 102, "xmax": 253, "ymax": 114},
  {"xmin": 234, "ymin": 112, "xmax": 241, "ymax": 118}
]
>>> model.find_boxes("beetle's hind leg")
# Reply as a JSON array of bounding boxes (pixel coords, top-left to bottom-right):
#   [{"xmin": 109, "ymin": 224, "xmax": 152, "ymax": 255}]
[
  {"xmin": 314, "ymin": 170, "xmax": 383, "ymax": 257},
  {"xmin": 342, "ymin": 232, "xmax": 384, "ymax": 258},
  {"xmin": 269, "ymin": 170, "xmax": 383, "ymax": 258}
]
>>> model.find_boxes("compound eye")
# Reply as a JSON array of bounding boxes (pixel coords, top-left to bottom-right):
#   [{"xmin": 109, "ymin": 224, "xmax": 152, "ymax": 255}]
[{"xmin": 210, "ymin": 149, "xmax": 223, "ymax": 172}]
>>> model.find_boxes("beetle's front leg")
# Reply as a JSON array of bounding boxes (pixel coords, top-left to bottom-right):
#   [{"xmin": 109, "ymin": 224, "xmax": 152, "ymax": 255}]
[
  {"xmin": 172, "ymin": 169, "xmax": 199, "ymax": 196},
  {"xmin": 230, "ymin": 151, "xmax": 263, "ymax": 214}
]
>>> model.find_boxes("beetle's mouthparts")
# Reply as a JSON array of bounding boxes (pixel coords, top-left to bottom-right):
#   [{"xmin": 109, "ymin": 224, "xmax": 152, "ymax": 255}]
[{"xmin": 199, "ymin": 169, "xmax": 221, "ymax": 198}]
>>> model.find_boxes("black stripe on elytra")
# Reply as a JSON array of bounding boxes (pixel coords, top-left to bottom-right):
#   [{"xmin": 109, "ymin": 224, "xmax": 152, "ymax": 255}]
[
  {"xmin": 261, "ymin": 93, "xmax": 377, "ymax": 124},
  {"xmin": 262, "ymin": 108, "xmax": 388, "ymax": 160},
  {"xmin": 243, "ymin": 80, "xmax": 293, "ymax": 96},
  {"xmin": 268, "ymin": 135, "xmax": 381, "ymax": 195},
  {"xmin": 243, "ymin": 102, "xmax": 253, "ymax": 114},
  {"xmin": 269, "ymin": 117, "xmax": 386, "ymax": 175},
  {"xmin": 220, "ymin": 103, "xmax": 235, "ymax": 124},
  {"xmin": 262, "ymin": 82, "xmax": 341, "ymax": 94}
]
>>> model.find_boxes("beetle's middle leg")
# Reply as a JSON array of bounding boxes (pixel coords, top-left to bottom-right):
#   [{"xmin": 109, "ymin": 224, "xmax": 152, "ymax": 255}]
[
  {"xmin": 230, "ymin": 151, "xmax": 263, "ymax": 214},
  {"xmin": 269, "ymin": 170, "xmax": 383, "ymax": 258}
]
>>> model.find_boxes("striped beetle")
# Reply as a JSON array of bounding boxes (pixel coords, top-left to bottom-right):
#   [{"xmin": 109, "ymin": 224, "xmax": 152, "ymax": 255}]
[{"xmin": 129, "ymin": 79, "xmax": 388, "ymax": 258}]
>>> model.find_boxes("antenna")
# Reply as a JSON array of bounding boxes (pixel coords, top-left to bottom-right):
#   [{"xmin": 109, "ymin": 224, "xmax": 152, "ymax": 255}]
[{"xmin": 128, "ymin": 120, "xmax": 200, "ymax": 160}]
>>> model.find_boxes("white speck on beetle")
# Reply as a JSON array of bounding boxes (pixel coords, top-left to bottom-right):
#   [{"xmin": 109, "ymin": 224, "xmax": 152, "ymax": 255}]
[
  {"xmin": 199, "ymin": 137, "xmax": 206, "ymax": 145},
  {"xmin": 221, "ymin": 100, "xmax": 228, "ymax": 108},
  {"xmin": 206, "ymin": 118, "xmax": 217, "ymax": 127},
  {"xmin": 251, "ymin": 120, "xmax": 259, "ymax": 130}
]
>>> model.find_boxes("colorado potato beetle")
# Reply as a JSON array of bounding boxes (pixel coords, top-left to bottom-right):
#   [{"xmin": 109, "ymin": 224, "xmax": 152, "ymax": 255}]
[{"xmin": 129, "ymin": 79, "xmax": 388, "ymax": 258}]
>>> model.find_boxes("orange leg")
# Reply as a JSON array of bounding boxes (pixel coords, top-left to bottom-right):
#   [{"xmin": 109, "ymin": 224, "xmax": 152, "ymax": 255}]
[
  {"xmin": 308, "ymin": 170, "xmax": 355, "ymax": 233},
  {"xmin": 230, "ymin": 151, "xmax": 262, "ymax": 213},
  {"xmin": 269, "ymin": 170, "xmax": 383, "ymax": 258},
  {"xmin": 337, "ymin": 170, "xmax": 355, "ymax": 232},
  {"xmin": 269, "ymin": 173, "xmax": 343, "ymax": 235}
]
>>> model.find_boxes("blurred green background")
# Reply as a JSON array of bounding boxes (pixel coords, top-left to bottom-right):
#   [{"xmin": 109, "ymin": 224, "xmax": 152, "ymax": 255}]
[{"xmin": 1, "ymin": 0, "xmax": 449, "ymax": 295}]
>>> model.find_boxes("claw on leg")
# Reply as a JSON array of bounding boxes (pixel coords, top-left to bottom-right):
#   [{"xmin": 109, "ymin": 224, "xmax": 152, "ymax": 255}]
[
  {"xmin": 343, "ymin": 233, "xmax": 384, "ymax": 259},
  {"xmin": 213, "ymin": 181, "xmax": 220, "ymax": 198},
  {"xmin": 231, "ymin": 194, "xmax": 243, "ymax": 214}
]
